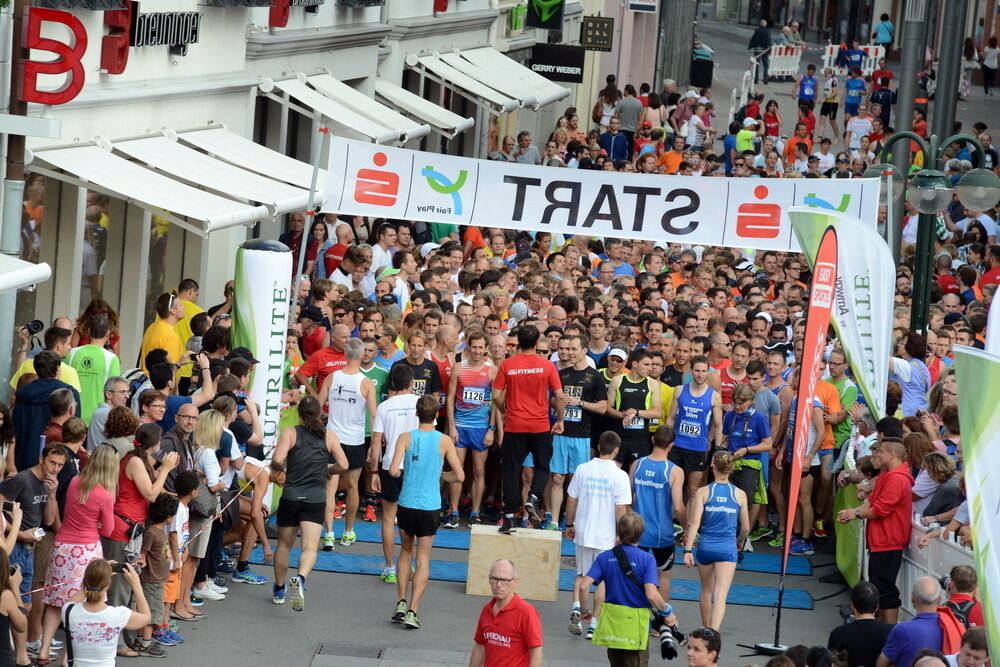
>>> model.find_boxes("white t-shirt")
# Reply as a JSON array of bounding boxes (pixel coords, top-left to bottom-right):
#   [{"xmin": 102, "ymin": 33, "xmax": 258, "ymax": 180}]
[
  {"xmin": 911, "ymin": 469, "xmax": 939, "ymax": 515},
  {"xmin": 218, "ymin": 429, "xmax": 244, "ymax": 489},
  {"xmin": 373, "ymin": 393, "xmax": 420, "ymax": 470},
  {"xmin": 567, "ymin": 458, "xmax": 631, "ymax": 550},
  {"xmin": 845, "ymin": 116, "xmax": 872, "ymax": 149},
  {"xmin": 169, "ymin": 501, "xmax": 189, "ymax": 567},
  {"xmin": 330, "ymin": 266, "xmax": 352, "ymax": 290},
  {"xmin": 63, "ymin": 603, "xmax": 132, "ymax": 666},
  {"xmin": 816, "ymin": 151, "xmax": 836, "ymax": 172},
  {"xmin": 956, "ymin": 213, "xmax": 998, "ymax": 239},
  {"xmin": 370, "ymin": 244, "xmax": 392, "ymax": 274},
  {"xmin": 194, "ymin": 446, "xmax": 221, "ymax": 487},
  {"xmin": 902, "ymin": 215, "xmax": 919, "ymax": 244}
]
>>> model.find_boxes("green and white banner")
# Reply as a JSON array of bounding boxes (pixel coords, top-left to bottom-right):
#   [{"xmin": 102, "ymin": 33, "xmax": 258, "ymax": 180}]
[
  {"xmin": 788, "ymin": 208, "xmax": 894, "ymax": 419},
  {"xmin": 954, "ymin": 345, "xmax": 1000, "ymax": 658},
  {"xmin": 232, "ymin": 240, "xmax": 293, "ymax": 453}
]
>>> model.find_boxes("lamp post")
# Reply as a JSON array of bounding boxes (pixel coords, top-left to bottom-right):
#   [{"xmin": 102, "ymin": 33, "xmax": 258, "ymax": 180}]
[
  {"xmin": 863, "ymin": 163, "xmax": 905, "ymax": 259},
  {"xmin": 879, "ymin": 132, "xmax": 1000, "ymax": 334}
]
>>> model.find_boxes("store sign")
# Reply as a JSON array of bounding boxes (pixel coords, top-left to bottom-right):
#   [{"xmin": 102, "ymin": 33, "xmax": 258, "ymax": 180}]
[
  {"xmin": 270, "ymin": 0, "xmax": 326, "ymax": 27},
  {"xmin": 628, "ymin": 0, "xmax": 658, "ymax": 11},
  {"xmin": 530, "ymin": 43, "xmax": 585, "ymax": 83},
  {"xmin": 580, "ymin": 15, "xmax": 614, "ymax": 51},
  {"xmin": 526, "ymin": 0, "xmax": 564, "ymax": 31},
  {"xmin": 19, "ymin": 8, "xmax": 88, "ymax": 105},
  {"xmin": 130, "ymin": 8, "xmax": 202, "ymax": 56}
]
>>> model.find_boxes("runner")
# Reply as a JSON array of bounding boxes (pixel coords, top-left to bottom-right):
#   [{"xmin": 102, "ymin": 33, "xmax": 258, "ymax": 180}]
[
  {"xmin": 777, "ymin": 368, "xmax": 826, "ymax": 556},
  {"xmin": 718, "ymin": 341, "xmax": 751, "ymax": 409},
  {"xmin": 606, "ymin": 348, "xmax": 662, "ymax": 469},
  {"xmin": 721, "ymin": 384, "xmax": 772, "ymax": 542},
  {"xmin": 683, "ymin": 450, "xmax": 749, "ymax": 631},
  {"xmin": 359, "ymin": 336, "xmax": 389, "ymax": 523},
  {"xmin": 667, "ymin": 355, "xmax": 722, "ymax": 501},
  {"xmin": 764, "ymin": 350, "xmax": 794, "ymax": 549},
  {"xmin": 391, "ymin": 331, "xmax": 442, "ymax": 399},
  {"xmin": 269, "ymin": 397, "xmax": 348, "ymax": 612},
  {"xmin": 388, "ymin": 395, "xmax": 464, "ymax": 629}
]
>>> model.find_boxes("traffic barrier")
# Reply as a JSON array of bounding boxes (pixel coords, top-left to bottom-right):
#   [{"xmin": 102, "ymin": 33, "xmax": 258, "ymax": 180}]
[
  {"xmin": 769, "ymin": 45, "xmax": 805, "ymax": 78},
  {"xmin": 898, "ymin": 513, "xmax": 975, "ymax": 617},
  {"xmin": 821, "ymin": 44, "xmax": 886, "ymax": 77}
]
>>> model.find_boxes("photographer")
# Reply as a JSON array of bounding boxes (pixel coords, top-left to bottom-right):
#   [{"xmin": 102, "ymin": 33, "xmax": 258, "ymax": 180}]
[
  {"xmin": 63, "ymin": 560, "xmax": 151, "ymax": 664},
  {"xmin": 941, "ymin": 565, "xmax": 984, "ymax": 628}
]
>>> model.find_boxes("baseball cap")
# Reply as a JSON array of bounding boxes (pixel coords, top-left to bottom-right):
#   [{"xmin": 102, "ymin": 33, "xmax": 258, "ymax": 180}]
[
  {"xmin": 608, "ymin": 348, "xmax": 628, "ymax": 361},
  {"xmin": 943, "ymin": 312, "xmax": 966, "ymax": 326},
  {"xmin": 684, "ymin": 90, "xmax": 699, "ymax": 99},
  {"xmin": 753, "ymin": 311, "xmax": 773, "ymax": 324},
  {"xmin": 420, "ymin": 242, "xmax": 441, "ymax": 258},
  {"xmin": 734, "ymin": 258, "xmax": 754, "ymax": 272},
  {"xmin": 229, "ymin": 347, "xmax": 261, "ymax": 365},
  {"xmin": 377, "ymin": 267, "xmax": 401, "ymax": 281},
  {"xmin": 742, "ymin": 117, "xmax": 757, "ymax": 127},
  {"xmin": 808, "ymin": 154, "xmax": 820, "ymax": 162},
  {"xmin": 653, "ymin": 241, "xmax": 670, "ymax": 251},
  {"xmin": 300, "ymin": 305, "xmax": 324, "ymax": 322},
  {"xmin": 641, "ymin": 120, "xmax": 653, "ymax": 128}
]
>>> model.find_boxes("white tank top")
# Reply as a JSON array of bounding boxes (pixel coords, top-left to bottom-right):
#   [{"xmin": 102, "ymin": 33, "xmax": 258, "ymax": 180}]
[{"xmin": 326, "ymin": 370, "xmax": 367, "ymax": 446}]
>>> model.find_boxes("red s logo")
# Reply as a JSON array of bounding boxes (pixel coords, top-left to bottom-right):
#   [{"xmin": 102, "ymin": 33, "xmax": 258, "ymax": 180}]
[
  {"xmin": 354, "ymin": 152, "xmax": 400, "ymax": 207},
  {"xmin": 101, "ymin": 3, "xmax": 134, "ymax": 75},
  {"xmin": 736, "ymin": 185, "xmax": 782, "ymax": 238},
  {"xmin": 270, "ymin": 0, "xmax": 290, "ymax": 28},
  {"xmin": 19, "ymin": 8, "xmax": 87, "ymax": 106}
]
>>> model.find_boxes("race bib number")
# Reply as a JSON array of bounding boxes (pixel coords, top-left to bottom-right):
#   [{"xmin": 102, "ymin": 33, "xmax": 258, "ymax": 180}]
[
  {"xmin": 413, "ymin": 379, "xmax": 427, "ymax": 395},
  {"xmin": 564, "ymin": 406, "xmax": 582, "ymax": 422},
  {"xmin": 462, "ymin": 387, "xmax": 487, "ymax": 404},
  {"xmin": 678, "ymin": 421, "xmax": 702, "ymax": 437},
  {"xmin": 624, "ymin": 416, "xmax": 645, "ymax": 430}
]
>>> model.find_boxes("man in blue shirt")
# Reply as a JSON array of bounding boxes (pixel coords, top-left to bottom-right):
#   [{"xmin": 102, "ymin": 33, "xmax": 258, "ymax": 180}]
[
  {"xmin": 876, "ymin": 577, "xmax": 944, "ymax": 667},
  {"xmin": 599, "ymin": 116, "xmax": 630, "ymax": 163}
]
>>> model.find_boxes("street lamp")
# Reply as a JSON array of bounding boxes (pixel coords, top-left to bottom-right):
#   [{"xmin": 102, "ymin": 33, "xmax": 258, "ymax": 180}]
[
  {"xmin": 879, "ymin": 132, "xmax": 1000, "ymax": 334},
  {"xmin": 864, "ymin": 163, "xmax": 906, "ymax": 258}
]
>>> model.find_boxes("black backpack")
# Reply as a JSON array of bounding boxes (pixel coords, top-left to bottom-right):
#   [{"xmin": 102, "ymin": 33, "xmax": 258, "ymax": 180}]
[{"xmin": 945, "ymin": 599, "xmax": 976, "ymax": 628}]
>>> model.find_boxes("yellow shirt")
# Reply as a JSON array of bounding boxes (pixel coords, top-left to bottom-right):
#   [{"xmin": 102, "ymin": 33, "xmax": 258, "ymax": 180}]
[
  {"xmin": 651, "ymin": 382, "xmax": 675, "ymax": 433},
  {"xmin": 139, "ymin": 319, "xmax": 185, "ymax": 373},
  {"xmin": 174, "ymin": 301, "xmax": 204, "ymax": 379},
  {"xmin": 9, "ymin": 358, "xmax": 82, "ymax": 392}
]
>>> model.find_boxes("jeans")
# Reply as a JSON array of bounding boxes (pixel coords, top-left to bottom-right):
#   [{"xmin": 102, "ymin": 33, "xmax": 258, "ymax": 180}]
[
  {"xmin": 983, "ymin": 65, "xmax": 996, "ymax": 94},
  {"xmin": 754, "ymin": 50, "xmax": 770, "ymax": 82}
]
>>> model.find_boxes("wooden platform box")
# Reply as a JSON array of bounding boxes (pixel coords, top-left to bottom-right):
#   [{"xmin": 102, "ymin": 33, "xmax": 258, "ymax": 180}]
[{"xmin": 466, "ymin": 524, "xmax": 562, "ymax": 602}]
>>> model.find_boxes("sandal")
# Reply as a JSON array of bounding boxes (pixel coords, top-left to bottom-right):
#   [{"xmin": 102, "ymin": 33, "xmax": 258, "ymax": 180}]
[{"xmin": 116, "ymin": 647, "xmax": 140, "ymax": 658}]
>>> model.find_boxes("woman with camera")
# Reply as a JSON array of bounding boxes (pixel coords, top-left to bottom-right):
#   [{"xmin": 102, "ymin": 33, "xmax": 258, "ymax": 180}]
[
  {"xmin": 0, "ymin": 548, "xmax": 27, "ymax": 666},
  {"xmin": 62, "ymin": 560, "xmax": 151, "ymax": 666},
  {"xmin": 36, "ymin": 445, "xmax": 119, "ymax": 664}
]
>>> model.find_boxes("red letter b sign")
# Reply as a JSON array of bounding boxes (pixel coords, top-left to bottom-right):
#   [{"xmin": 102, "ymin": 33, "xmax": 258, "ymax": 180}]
[{"xmin": 19, "ymin": 8, "xmax": 87, "ymax": 106}]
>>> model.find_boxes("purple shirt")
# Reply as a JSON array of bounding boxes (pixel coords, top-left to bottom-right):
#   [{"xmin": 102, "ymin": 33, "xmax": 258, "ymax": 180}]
[{"xmin": 880, "ymin": 613, "xmax": 942, "ymax": 667}]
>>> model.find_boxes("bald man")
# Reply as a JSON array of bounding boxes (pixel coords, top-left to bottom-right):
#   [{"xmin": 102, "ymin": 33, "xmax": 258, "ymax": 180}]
[
  {"xmin": 471, "ymin": 559, "xmax": 543, "ymax": 667},
  {"xmin": 294, "ymin": 323, "xmax": 350, "ymax": 394},
  {"xmin": 876, "ymin": 577, "xmax": 944, "ymax": 667}
]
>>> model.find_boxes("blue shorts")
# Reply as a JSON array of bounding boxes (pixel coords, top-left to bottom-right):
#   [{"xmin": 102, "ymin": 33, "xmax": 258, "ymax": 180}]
[
  {"xmin": 550, "ymin": 435, "xmax": 589, "ymax": 475},
  {"xmin": 457, "ymin": 426, "xmax": 489, "ymax": 452},
  {"xmin": 844, "ymin": 103, "xmax": 859, "ymax": 116},
  {"xmin": 695, "ymin": 546, "xmax": 738, "ymax": 565},
  {"xmin": 819, "ymin": 449, "xmax": 834, "ymax": 459},
  {"xmin": 10, "ymin": 542, "xmax": 34, "ymax": 601}
]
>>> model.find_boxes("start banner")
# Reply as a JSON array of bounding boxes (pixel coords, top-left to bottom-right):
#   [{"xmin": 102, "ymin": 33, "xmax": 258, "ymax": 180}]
[{"xmin": 323, "ymin": 137, "xmax": 880, "ymax": 253}]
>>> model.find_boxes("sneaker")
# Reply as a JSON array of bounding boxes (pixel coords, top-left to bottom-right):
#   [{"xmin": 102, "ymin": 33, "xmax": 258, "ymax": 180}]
[
  {"xmin": 523, "ymin": 494, "xmax": 542, "ymax": 524},
  {"xmin": 152, "ymin": 629, "xmax": 178, "ymax": 646},
  {"xmin": 333, "ymin": 500, "xmax": 346, "ymax": 519},
  {"xmin": 206, "ymin": 579, "xmax": 229, "ymax": 594},
  {"xmin": 167, "ymin": 620, "xmax": 181, "ymax": 633},
  {"xmin": 743, "ymin": 537, "xmax": 754, "ymax": 553},
  {"xmin": 392, "ymin": 599, "xmax": 408, "ymax": 622},
  {"xmin": 288, "ymin": 575, "xmax": 305, "ymax": 612},
  {"xmin": 545, "ymin": 521, "xmax": 560, "ymax": 531},
  {"xmin": 585, "ymin": 625, "xmax": 596, "ymax": 640},
  {"xmin": 363, "ymin": 505, "xmax": 377, "ymax": 522},
  {"xmin": 469, "ymin": 512, "xmax": 482, "ymax": 525},
  {"xmin": 322, "ymin": 534, "xmax": 336, "ymax": 551},
  {"xmin": 443, "ymin": 513, "xmax": 459, "ymax": 529},
  {"xmin": 499, "ymin": 516, "xmax": 515, "ymax": 534},
  {"xmin": 195, "ymin": 585, "xmax": 225, "ymax": 601},
  {"xmin": 542, "ymin": 512, "xmax": 553, "ymax": 526},
  {"xmin": 340, "ymin": 530, "xmax": 357, "ymax": 546},
  {"xmin": 569, "ymin": 608, "xmax": 583, "ymax": 635},
  {"xmin": 215, "ymin": 560, "xmax": 236, "ymax": 574},
  {"xmin": 164, "ymin": 630, "xmax": 185, "ymax": 644},
  {"xmin": 232, "ymin": 568, "xmax": 269, "ymax": 585},
  {"xmin": 190, "ymin": 594, "xmax": 204, "ymax": 606},
  {"xmin": 789, "ymin": 539, "xmax": 815, "ymax": 556},
  {"xmin": 380, "ymin": 566, "xmax": 398, "ymax": 583},
  {"xmin": 519, "ymin": 516, "xmax": 531, "ymax": 529},
  {"xmin": 136, "ymin": 641, "xmax": 168, "ymax": 658},
  {"xmin": 749, "ymin": 525, "xmax": 774, "ymax": 542},
  {"xmin": 767, "ymin": 531, "xmax": 786, "ymax": 548},
  {"xmin": 402, "ymin": 609, "xmax": 421, "ymax": 629},
  {"xmin": 673, "ymin": 522, "xmax": 684, "ymax": 537},
  {"xmin": 272, "ymin": 584, "xmax": 286, "ymax": 605},
  {"xmin": 813, "ymin": 520, "xmax": 829, "ymax": 538}
]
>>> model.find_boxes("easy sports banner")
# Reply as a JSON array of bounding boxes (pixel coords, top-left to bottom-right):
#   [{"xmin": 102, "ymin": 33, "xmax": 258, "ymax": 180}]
[
  {"xmin": 954, "ymin": 345, "xmax": 1000, "ymax": 659},
  {"xmin": 324, "ymin": 137, "xmax": 879, "ymax": 253},
  {"xmin": 789, "ymin": 208, "xmax": 894, "ymax": 419},
  {"xmin": 231, "ymin": 239, "xmax": 292, "ymax": 453},
  {"xmin": 783, "ymin": 226, "xmax": 838, "ymax": 572}
]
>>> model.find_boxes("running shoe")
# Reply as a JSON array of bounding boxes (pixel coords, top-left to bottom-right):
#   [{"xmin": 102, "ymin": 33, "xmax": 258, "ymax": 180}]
[
  {"xmin": 767, "ymin": 531, "xmax": 786, "ymax": 548},
  {"xmin": 322, "ymin": 534, "xmax": 336, "ymax": 551},
  {"xmin": 288, "ymin": 575, "xmax": 305, "ymax": 612},
  {"xmin": 272, "ymin": 583, "xmax": 286, "ymax": 605},
  {"xmin": 232, "ymin": 568, "xmax": 269, "ymax": 585},
  {"xmin": 215, "ymin": 560, "xmax": 237, "ymax": 574},
  {"xmin": 542, "ymin": 512, "xmax": 553, "ymax": 527},
  {"xmin": 469, "ymin": 512, "xmax": 482, "ymax": 525},
  {"xmin": 569, "ymin": 608, "xmax": 583, "ymax": 635},
  {"xmin": 152, "ymin": 629, "xmax": 179, "ymax": 646},
  {"xmin": 190, "ymin": 594, "xmax": 204, "ymax": 607},
  {"xmin": 519, "ymin": 516, "xmax": 531, "ymax": 529},
  {"xmin": 163, "ymin": 630, "xmax": 185, "ymax": 644},
  {"xmin": 524, "ymin": 494, "xmax": 542, "ymax": 524},
  {"xmin": 673, "ymin": 522, "xmax": 684, "ymax": 537},
  {"xmin": 195, "ymin": 585, "xmax": 225, "ymax": 601},
  {"xmin": 167, "ymin": 620, "xmax": 181, "ymax": 633},
  {"xmin": 499, "ymin": 516, "xmax": 516, "ymax": 534},
  {"xmin": 545, "ymin": 521, "xmax": 560, "ymax": 531},
  {"xmin": 334, "ymin": 500, "xmax": 346, "ymax": 520},
  {"xmin": 402, "ymin": 609, "xmax": 421, "ymax": 629},
  {"xmin": 749, "ymin": 525, "xmax": 774, "ymax": 542},
  {"xmin": 380, "ymin": 566, "xmax": 397, "ymax": 583},
  {"xmin": 392, "ymin": 599, "xmax": 408, "ymax": 622},
  {"xmin": 585, "ymin": 625, "xmax": 596, "ymax": 640},
  {"xmin": 443, "ymin": 513, "xmax": 459, "ymax": 529},
  {"xmin": 209, "ymin": 578, "xmax": 230, "ymax": 593},
  {"xmin": 340, "ymin": 530, "xmax": 357, "ymax": 546},
  {"xmin": 136, "ymin": 641, "xmax": 168, "ymax": 658},
  {"xmin": 813, "ymin": 520, "xmax": 829, "ymax": 538},
  {"xmin": 790, "ymin": 539, "xmax": 815, "ymax": 556},
  {"xmin": 363, "ymin": 505, "xmax": 378, "ymax": 522}
]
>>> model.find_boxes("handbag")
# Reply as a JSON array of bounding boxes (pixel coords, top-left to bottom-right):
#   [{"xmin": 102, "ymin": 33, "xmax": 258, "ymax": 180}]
[
  {"xmin": 64, "ymin": 603, "xmax": 76, "ymax": 666},
  {"xmin": 218, "ymin": 489, "xmax": 241, "ymax": 531},
  {"xmin": 590, "ymin": 546, "xmax": 655, "ymax": 650},
  {"xmin": 189, "ymin": 447, "xmax": 220, "ymax": 520},
  {"xmin": 592, "ymin": 100, "xmax": 603, "ymax": 124},
  {"xmin": 115, "ymin": 512, "xmax": 145, "ymax": 564}
]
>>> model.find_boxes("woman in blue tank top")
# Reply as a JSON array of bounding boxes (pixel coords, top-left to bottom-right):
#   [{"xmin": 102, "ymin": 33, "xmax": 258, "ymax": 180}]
[{"xmin": 682, "ymin": 450, "xmax": 749, "ymax": 632}]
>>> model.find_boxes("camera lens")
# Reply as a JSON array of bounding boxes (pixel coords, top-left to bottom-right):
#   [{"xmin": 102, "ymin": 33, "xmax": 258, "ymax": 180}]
[{"xmin": 24, "ymin": 320, "xmax": 43, "ymax": 335}]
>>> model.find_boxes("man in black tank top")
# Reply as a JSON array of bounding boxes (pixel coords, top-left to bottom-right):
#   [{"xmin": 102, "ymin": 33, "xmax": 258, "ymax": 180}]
[{"xmin": 606, "ymin": 349, "xmax": 662, "ymax": 469}]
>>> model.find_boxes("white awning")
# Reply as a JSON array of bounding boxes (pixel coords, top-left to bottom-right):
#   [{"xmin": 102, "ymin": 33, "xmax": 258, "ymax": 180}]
[
  {"xmin": 114, "ymin": 134, "xmax": 312, "ymax": 216},
  {"xmin": 178, "ymin": 126, "xmax": 324, "ymax": 191},
  {"xmin": 459, "ymin": 47, "xmax": 572, "ymax": 108},
  {"xmin": 374, "ymin": 79, "xmax": 475, "ymax": 139},
  {"xmin": 405, "ymin": 53, "xmax": 520, "ymax": 114},
  {"xmin": 306, "ymin": 74, "xmax": 431, "ymax": 143},
  {"xmin": 26, "ymin": 144, "xmax": 271, "ymax": 236},
  {"xmin": 0, "ymin": 254, "xmax": 50, "ymax": 294}
]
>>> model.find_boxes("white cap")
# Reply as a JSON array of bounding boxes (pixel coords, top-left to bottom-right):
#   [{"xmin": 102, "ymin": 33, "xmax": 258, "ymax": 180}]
[
  {"xmin": 653, "ymin": 240, "xmax": 670, "ymax": 251},
  {"xmin": 420, "ymin": 242, "xmax": 441, "ymax": 258},
  {"xmin": 743, "ymin": 117, "xmax": 757, "ymax": 127},
  {"xmin": 734, "ymin": 258, "xmax": 754, "ymax": 271},
  {"xmin": 684, "ymin": 90, "xmax": 699, "ymax": 99},
  {"xmin": 753, "ymin": 312, "xmax": 773, "ymax": 324}
]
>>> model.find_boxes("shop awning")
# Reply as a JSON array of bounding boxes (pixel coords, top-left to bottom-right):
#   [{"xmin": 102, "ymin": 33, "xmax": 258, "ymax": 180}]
[
  {"xmin": 305, "ymin": 74, "xmax": 431, "ymax": 143},
  {"xmin": 114, "ymin": 134, "xmax": 312, "ymax": 216},
  {"xmin": 374, "ymin": 78, "xmax": 475, "ymax": 139},
  {"xmin": 0, "ymin": 254, "xmax": 50, "ymax": 294},
  {"xmin": 26, "ymin": 143, "xmax": 271, "ymax": 236},
  {"xmin": 458, "ymin": 47, "xmax": 572, "ymax": 108},
  {"xmin": 405, "ymin": 53, "xmax": 520, "ymax": 114}
]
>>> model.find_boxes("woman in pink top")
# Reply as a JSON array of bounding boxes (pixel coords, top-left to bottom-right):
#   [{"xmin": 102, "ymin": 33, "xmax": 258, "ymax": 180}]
[{"xmin": 38, "ymin": 444, "xmax": 119, "ymax": 662}]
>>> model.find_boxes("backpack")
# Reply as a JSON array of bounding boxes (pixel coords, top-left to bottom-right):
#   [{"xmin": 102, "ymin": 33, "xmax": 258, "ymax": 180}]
[
  {"xmin": 121, "ymin": 367, "xmax": 148, "ymax": 408},
  {"xmin": 592, "ymin": 99, "xmax": 603, "ymax": 124},
  {"xmin": 937, "ymin": 605, "xmax": 967, "ymax": 654},
  {"xmin": 944, "ymin": 599, "xmax": 976, "ymax": 629},
  {"xmin": 411, "ymin": 220, "xmax": 432, "ymax": 245}
]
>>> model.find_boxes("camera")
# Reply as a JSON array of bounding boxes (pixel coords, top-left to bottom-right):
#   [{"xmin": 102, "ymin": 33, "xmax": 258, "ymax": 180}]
[
  {"xmin": 658, "ymin": 623, "xmax": 686, "ymax": 660},
  {"xmin": 111, "ymin": 563, "xmax": 127, "ymax": 574},
  {"xmin": 1, "ymin": 501, "xmax": 13, "ymax": 513},
  {"xmin": 8, "ymin": 565, "xmax": 17, "ymax": 576},
  {"xmin": 939, "ymin": 574, "xmax": 951, "ymax": 591},
  {"xmin": 23, "ymin": 320, "xmax": 43, "ymax": 335}
]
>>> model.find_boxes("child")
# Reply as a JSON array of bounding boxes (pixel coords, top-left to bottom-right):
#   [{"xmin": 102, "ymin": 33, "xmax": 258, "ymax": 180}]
[
  {"xmin": 166, "ymin": 471, "xmax": 199, "ymax": 622},
  {"xmin": 137, "ymin": 493, "xmax": 181, "ymax": 655}
]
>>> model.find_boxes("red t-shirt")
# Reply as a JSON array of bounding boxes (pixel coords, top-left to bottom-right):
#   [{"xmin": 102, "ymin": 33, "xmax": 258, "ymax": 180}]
[
  {"xmin": 473, "ymin": 594, "xmax": 543, "ymax": 667},
  {"xmin": 494, "ymin": 354, "xmax": 562, "ymax": 433},
  {"xmin": 297, "ymin": 347, "xmax": 346, "ymax": 389},
  {"xmin": 935, "ymin": 273, "xmax": 959, "ymax": 295},
  {"xmin": 323, "ymin": 243, "xmax": 348, "ymax": 275},
  {"xmin": 911, "ymin": 120, "xmax": 927, "ymax": 153},
  {"xmin": 978, "ymin": 266, "xmax": 1000, "ymax": 289},
  {"xmin": 865, "ymin": 462, "xmax": 913, "ymax": 552},
  {"xmin": 763, "ymin": 112, "xmax": 780, "ymax": 137},
  {"xmin": 719, "ymin": 367, "xmax": 749, "ymax": 405},
  {"xmin": 947, "ymin": 593, "xmax": 985, "ymax": 628},
  {"xmin": 301, "ymin": 326, "xmax": 328, "ymax": 358},
  {"xmin": 430, "ymin": 352, "xmax": 453, "ymax": 414},
  {"xmin": 870, "ymin": 69, "xmax": 894, "ymax": 89}
]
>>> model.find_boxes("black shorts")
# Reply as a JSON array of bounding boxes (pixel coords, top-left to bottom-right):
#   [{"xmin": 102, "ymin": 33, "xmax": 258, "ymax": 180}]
[
  {"xmin": 379, "ymin": 468, "xmax": 404, "ymax": 504},
  {"xmin": 342, "ymin": 444, "xmax": 369, "ymax": 471},
  {"xmin": 868, "ymin": 549, "xmax": 903, "ymax": 610},
  {"xmin": 730, "ymin": 464, "xmax": 760, "ymax": 501},
  {"xmin": 276, "ymin": 498, "xmax": 326, "ymax": 527},
  {"xmin": 820, "ymin": 101, "xmax": 838, "ymax": 119},
  {"xmin": 640, "ymin": 546, "xmax": 675, "ymax": 571},
  {"xmin": 798, "ymin": 98, "xmax": 815, "ymax": 111},
  {"xmin": 397, "ymin": 505, "xmax": 438, "ymax": 538},
  {"xmin": 668, "ymin": 446, "xmax": 709, "ymax": 472},
  {"xmin": 615, "ymin": 434, "xmax": 652, "ymax": 468}
]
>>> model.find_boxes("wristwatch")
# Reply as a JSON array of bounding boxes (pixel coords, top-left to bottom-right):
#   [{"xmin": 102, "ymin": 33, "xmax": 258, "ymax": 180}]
[
  {"xmin": 565, "ymin": 523, "xmax": 574, "ymax": 528},
  {"xmin": 855, "ymin": 507, "xmax": 863, "ymax": 519},
  {"xmin": 488, "ymin": 425, "xmax": 497, "ymax": 432}
]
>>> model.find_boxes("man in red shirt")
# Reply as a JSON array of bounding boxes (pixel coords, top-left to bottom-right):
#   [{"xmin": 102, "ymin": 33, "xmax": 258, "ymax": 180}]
[
  {"xmin": 294, "ymin": 323, "xmax": 349, "ymax": 393},
  {"xmin": 977, "ymin": 246, "xmax": 1000, "ymax": 289},
  {"xmin": 837, "ymin": 438, "xmax": 912, "ymax": 624},
  {"xmin": 494, "ymin": 326, "xmax": 565, "ymax": 534},
  {"xmin": 471, "ymin": 558, "xmax": 543, "ymax": 667},
  {"xmin": 943, "ymin": 565, "xmax": 985, "ymax": 628}
]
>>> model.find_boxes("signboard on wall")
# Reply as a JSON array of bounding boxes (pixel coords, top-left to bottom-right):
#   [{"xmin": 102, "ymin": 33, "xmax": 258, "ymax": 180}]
[
  {"xmin": 526, "ymin": 0, "xmax": 565, "ymax": 31},
  {"xmin": 530, "ymin": 44, "xmax": 585, "ymax": 83},
  {"xmin": 580, "ymin": 15, "xmax": 614, "ymax": 51},
  {"xmin": 628, "ymin": 0, "xmax": 658, "ymax": 11}
]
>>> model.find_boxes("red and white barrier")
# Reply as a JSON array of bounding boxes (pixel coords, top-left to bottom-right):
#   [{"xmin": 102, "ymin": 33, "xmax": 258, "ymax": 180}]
[{"xmin": 821, "ymin": 44, "xmax": 886, "ymax": 77}]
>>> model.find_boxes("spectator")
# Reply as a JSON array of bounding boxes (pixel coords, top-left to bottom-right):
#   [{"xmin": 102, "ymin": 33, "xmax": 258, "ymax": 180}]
[
  {"xmin": 876, "ymin": 577, "xmax": 944, "ymax": 667},
  {"xmin": 827, "ymin": 581, "xmax": 893, "ymax": 667}
]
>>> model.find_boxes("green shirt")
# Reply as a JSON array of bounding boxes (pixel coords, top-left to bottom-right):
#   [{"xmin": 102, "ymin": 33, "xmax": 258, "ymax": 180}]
[
  {"xmin": 66, "ymin": 344, "xmax": 121, "ymax": 424},
  {"xmin": 429, "ymin": 222, "xmax": 458, "ymax": 243},
  {"xmin": 736, "ymin": 128, "xmax": 757, "ymax": 152},
  {"xmin": 361, "ymin": 364, "xmax": 389, "ymax": 437},
  {"xmin": 828, "ymin": 375, "xmax": 859, "ymax": 448}
]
